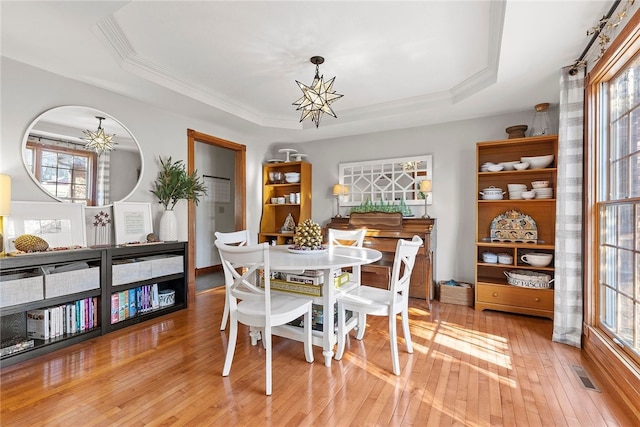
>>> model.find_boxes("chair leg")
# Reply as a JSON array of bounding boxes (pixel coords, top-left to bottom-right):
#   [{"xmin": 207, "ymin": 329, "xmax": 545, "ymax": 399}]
[
  {"xmin": 355, "ymin": 312, "xmax": 367, "ymax": 340},
  {"xmin": 335, "ymin": 302, "xmax": 346, "ymax": 360},
  {"xmin": 222, "ymin": 313, "xmax": 238, "ymax": 376},
  {"xmin": 401, "ymin": 307, "xmax": 413, "ymax": 354},
  {"xmin": 264, "ymin": 327, "xmax": 272, "ymax": 396},
  {"xmin": 303, "ymin": 307, "xmax": 314, "ymax": 363},
  {"xmin": 220, "ymin": 294, "xmax": 229, "ymax": 330},
  {"xmin": 389, "ymin": 313, "xmax": 400, "ymax": 375}
]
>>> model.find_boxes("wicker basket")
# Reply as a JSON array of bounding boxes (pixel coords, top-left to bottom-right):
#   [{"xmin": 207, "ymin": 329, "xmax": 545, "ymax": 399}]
[
  {"xmin": 438, "ymin": 281, "xmax": 474, "ymax": 307},
  {"xmin": 504, "ymin": 270, "xmax": 553, "ymax": 289}
]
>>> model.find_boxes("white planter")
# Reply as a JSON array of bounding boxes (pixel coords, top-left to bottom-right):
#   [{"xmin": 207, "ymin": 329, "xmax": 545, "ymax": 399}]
[{"xmin": 159, "ymin": 210, "xmax": 178, "ymax": 241}]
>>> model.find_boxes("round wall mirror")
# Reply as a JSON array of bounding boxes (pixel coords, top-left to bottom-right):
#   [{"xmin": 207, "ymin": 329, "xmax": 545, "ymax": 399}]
[{"xmin": 22, "ymin": 106, "xmax": 143, "ymax": 206}]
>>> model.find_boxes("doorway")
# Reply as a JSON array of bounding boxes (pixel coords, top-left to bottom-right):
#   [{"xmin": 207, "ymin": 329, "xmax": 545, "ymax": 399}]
[{"xmin": 187, "ymin": 129, "xmax": 246, "ymax": 303}]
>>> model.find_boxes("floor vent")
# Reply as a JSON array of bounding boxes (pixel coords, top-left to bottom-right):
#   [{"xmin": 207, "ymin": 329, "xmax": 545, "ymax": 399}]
[{"xmin": 570, "ymin": 364, "xmax": 601, "ymax": 392}]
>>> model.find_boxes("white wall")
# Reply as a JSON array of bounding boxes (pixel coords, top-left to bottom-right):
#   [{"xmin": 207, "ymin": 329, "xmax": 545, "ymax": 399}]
[
  {"xmin": 268, "ymin": 108, "xmax": 557, "ymax": 284},
  {"xmin": 3, "ymin": 57, "xmax": 560, "ymax": 286},
  {"xmin": 1, "ymin": 58, "xmax": 269, "ymax": 243}
]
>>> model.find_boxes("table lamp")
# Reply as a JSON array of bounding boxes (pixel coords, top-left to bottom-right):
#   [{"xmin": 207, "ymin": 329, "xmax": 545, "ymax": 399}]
[
  {"xmin": 332, "ymin": 184, "xmax": 349, "ymax": 218},
  {"xmin": 0, "ymin": 174, "xmax": 11, "ymax": 254},
  {"xmin": 419, "ymin": 179, "xmax": 432, "ymax": 219}
]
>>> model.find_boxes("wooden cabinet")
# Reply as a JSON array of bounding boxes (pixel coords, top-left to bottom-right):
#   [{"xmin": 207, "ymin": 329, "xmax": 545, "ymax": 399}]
[
  {"xmin": 475, "ymin": 135, "xmax": 557, "ymax": 320},
  {"xmin": 105, "ymin": 242, "xmax": 187, "ymax": 332},
  {"xmin": 0, "ymin": 242, "xmax": 187, "ymax": 367},
  {"xmin": 259, "ymin": 161, "xmax": 312, "ymax": 245},
  {"xmin": 326, "ymin": 213, "xmax": 436, "ymax": 301}
]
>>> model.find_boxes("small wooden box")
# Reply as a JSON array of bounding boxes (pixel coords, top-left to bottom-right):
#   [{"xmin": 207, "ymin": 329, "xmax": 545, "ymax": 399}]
[{"xmin": 438, "ymin": 281, "xmax": 474, "ymax": 307}]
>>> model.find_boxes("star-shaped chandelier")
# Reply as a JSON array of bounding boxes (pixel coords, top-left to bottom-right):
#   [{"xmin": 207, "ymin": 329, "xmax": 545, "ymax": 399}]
[
  {"xmin": 83, "ymin": 116, "xmax": 115, "ymax": 155},
  {"xmin": 293, "ymin": 56, "xmax": 343, "ymax": 128}
]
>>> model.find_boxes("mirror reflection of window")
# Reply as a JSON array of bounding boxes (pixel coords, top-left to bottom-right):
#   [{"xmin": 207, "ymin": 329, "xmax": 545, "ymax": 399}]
[
  {"xmin": 26, "ymin": 137, "xmax": 97, "ymax": 205},
  {"xmin": 22, "ymin": 106, "xmax": 143, "ymax": 207}
]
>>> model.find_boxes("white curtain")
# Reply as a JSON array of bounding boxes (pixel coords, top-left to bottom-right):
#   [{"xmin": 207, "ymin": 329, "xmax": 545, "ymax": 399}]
[{"xmin": 552, "ymin": 66, "xmax": 585, "ymax": 347}]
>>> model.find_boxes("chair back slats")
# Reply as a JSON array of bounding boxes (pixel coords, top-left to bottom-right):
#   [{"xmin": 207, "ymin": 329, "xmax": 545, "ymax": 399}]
[
  {"xmin": 327, "ymin": 228, "xmax": 366, "ymax": 248},
  {"xmin": 214, "ymin": 230, "xmax": 250, "ymax": 246},
  {"xmin": 389, "ymin": 235, "xmax": 423, "ymax": 295},
  {"xmin": 215, "ymin": 241, "xmax": 270, "ymax": 313}
]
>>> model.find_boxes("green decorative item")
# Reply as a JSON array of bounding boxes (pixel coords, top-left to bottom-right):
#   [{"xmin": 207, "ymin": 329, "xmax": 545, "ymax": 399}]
[
  {"xmin": 350, "ymin": 199, "xmax": 412, "ymax": 216},
  {"xmin": 150, "ymin": 156, "xmax": 207, "ymax": 210}
]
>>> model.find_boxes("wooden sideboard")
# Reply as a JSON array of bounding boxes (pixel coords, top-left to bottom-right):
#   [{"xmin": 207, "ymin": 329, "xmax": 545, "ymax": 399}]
[{"xmin": 325, "ymin": 212, "xmax": 436, "ymax": 303}]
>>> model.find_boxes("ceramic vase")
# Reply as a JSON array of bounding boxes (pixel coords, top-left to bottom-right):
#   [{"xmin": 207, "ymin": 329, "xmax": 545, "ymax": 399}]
[{"xmin": 159, "ymin": 210, "xmax": 177, "ymax": 241}]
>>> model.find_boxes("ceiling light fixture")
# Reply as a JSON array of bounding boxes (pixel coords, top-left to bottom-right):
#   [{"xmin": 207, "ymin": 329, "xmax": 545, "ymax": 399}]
[
  {"xmin": 83, "ymin": 116, "xmax": 115, "ymax": 155},
  {"xmin": 293, "ymin": 56, "xmax": 343, "ymax": 128}
]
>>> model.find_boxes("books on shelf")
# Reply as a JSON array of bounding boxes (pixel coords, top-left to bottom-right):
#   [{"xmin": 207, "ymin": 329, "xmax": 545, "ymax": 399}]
[
  {"xmin": 260, "ymin": 272, "xmax": 351, "ymax": 297},
  {"xmin": 26, "ymin": 297, "xmax": 99, "ymax": 341},
  {"xmin": 110, "ymin": 284, "xmax": 167, "ymax": 324}
]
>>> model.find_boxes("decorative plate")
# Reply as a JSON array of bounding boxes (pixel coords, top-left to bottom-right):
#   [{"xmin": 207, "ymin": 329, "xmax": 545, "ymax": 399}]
[
  {"xmin": 490, "ymin": 209, "xmax": 538, "ymax": 243},
  {"xmin": 287, "ymin": 247, "xmax": 328, "ymax": 255}
]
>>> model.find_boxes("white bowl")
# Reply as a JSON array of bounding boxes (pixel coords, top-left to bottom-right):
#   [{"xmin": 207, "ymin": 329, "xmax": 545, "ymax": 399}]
[
  {"xmin": 507, "ymin": 183, "xmax": 527, "ymax": 191},
  {"xmin": 520, "ymin": 155, "xmax": 554, "ymax": 169},
  {"xmin": 531, "ymin": 180, "xmax": 549, "ymax": 188},
  {"xmin": 521, "ymin": 191, "xmax": 535, "ymax": 199},
  {"xmin": 513, "ymin": 162, "xmax": 529, "ymax": 170},
  {"xmin": 284, "ymin": 172, "xmax": 300, "ymax": 183},
  {"xmin": 499, "ymin": 161, "xmax": 519, "ymax": 171},
  {"xmin": 487, "ymin": 164, "xmax": 504, "ymax": 172},
  {"xmin": 520, "ymin": 252, "xmax": 553, "ymax": 267}
]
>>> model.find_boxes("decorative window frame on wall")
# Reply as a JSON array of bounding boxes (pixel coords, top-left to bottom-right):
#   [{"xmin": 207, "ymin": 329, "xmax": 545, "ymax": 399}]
[{"xmin": 339, "ymin": 155, "xmax": 433, "ymax": 207}]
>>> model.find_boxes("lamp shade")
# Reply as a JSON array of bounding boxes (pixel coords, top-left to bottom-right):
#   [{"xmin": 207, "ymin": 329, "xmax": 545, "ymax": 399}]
[
  {"xmin": 420, "ymin": 180, "xmax": 432, "ymax": 192},
  {"xmin": 0, "ymin": 174, "xmax": 11, "ymax": 216},
  {"xmin": 332, "ymin": 184, "xmax": 348, "ymax": 196}
]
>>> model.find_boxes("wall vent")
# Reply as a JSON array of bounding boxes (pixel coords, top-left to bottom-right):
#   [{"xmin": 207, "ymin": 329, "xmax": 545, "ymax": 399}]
[{"xmin": 570, "ymin": 364, "xmax": 601, "ymax": 392}]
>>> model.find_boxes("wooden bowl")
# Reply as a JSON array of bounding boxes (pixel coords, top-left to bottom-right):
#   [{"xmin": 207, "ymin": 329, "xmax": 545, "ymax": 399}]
[{"xmin": 505, "ymin": 125, "xmax": 528, "ymax": 139}]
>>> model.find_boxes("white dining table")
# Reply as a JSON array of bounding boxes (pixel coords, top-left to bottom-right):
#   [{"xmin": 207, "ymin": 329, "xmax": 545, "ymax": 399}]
[{"xmin": 268, "ymin": 244, "xmax": 382, "ymax": 367}]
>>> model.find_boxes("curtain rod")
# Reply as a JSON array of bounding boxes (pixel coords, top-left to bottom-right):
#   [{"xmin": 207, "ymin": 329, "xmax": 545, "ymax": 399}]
[{"xmin": 569, "ymin": 0, "xmax": 621, "ymax": 75}]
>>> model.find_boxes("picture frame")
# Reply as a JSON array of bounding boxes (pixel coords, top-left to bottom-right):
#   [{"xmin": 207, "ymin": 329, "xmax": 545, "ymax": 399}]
[
  {"xmin": 3, "ymin": 201, "xmax": 87, "ymax": 251},
  {"xmin": 112, "ymin": 202, "xmax": 153, "ymax": 244}
]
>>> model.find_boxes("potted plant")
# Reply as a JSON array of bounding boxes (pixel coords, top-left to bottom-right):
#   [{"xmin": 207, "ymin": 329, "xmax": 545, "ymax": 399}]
[{"xmin": 151, "ymin": 156, "xmax": 207, "ymax": 241}]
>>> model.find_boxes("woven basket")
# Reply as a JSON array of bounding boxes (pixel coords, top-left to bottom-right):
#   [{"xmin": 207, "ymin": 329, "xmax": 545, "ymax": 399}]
[
  {"xmin": 504, "ymin": 270, "xmax": 553, "ymax": 289},
  {"xmin": 438, "ymin": 281, "xmax": 474, "ymax": 307}
]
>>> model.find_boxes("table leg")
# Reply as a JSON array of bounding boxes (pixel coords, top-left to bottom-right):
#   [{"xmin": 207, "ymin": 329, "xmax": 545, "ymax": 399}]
[{"xmin": 322, "ymin": 268, "xmax": 337, "ymax": 367}]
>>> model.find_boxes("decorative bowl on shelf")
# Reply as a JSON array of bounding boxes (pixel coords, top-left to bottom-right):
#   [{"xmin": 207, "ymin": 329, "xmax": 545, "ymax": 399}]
[
  {"xmin": 505, "ymin": 125, "xmax": 528, "ymax": 139},
  {"xmin": 285, "ymin": 172, "xmax": 300, "ymax": 183},
  {"xmin": 531, "ymin": 180, "xmax": 549, "ymax": 188},
  {"xmin": 513, "ymin": 162, "xmax": 529, "ymax": 170},
  {"xmin": 521, "ymin": 190, "xmax": 535, "ymax": 199},
  {"xmin": 520, "ymin": 252, "xmax": 553, "ymax": 267},
  {"xmin": 521, "ymin": 155, "xmax": 554, "ymax": 169},
  {"xmin": 487, "ymin": 164, "xmax": 504, "ymax": 172},
  {"xmin": 499, "ymin": 161, "xmax": 519, "ymax": 171}
]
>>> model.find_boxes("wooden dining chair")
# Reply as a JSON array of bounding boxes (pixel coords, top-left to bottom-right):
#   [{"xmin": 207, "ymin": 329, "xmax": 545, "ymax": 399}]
[
  {"xmin": 334, "ymin": 235, "xmax": 423, "ymax": 375},
  {"xmin": 214, "ymin": 230, "xmax": 251, "ymax": 331},
  {"xmin": 215, "ymin": 241, "xmax": 314, "ymax": 395}
]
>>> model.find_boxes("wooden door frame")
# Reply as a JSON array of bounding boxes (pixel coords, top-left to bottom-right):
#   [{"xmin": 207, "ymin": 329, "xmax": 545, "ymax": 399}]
[{"xmin": 187, "ymin": 129, "xmax": 246, "ymax": 303}]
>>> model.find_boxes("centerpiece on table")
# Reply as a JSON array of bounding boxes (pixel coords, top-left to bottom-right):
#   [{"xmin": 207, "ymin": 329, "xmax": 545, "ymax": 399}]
[
  {"xmin": 150, "ymin": 156, "xmax": 207, "ymax": 241},
  {"xmin": 289, "ymin": 219, "xmax": 326, "ymax": 254}
]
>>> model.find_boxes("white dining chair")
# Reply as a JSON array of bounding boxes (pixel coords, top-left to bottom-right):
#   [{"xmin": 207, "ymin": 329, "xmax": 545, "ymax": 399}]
[
  {"xmin": 214, "ymin": 230, "xmax": 251, "ymax": 331},
  {"xmin": 215, "ymin": 240, "xmax": 314, "ymax": 395},
  {"xmin": 335, "ymin": 235, "xmax": 423, "ymax": 375},
  {"xmin": 327, "ymin": 228, "xmax": 367, "ymax": 335}
]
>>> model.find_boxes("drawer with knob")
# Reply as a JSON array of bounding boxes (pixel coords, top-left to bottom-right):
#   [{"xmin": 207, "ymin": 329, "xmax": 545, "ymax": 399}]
[{"xmin": 477, "ymin": 283, "xmax": 554, "ymax": 311}]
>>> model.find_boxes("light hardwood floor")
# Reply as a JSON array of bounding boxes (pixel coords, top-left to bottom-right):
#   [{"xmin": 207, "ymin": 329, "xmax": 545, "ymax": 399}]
[{"xmin": 1, "ymin": 287, "xmax": 638, "ymax": 426}]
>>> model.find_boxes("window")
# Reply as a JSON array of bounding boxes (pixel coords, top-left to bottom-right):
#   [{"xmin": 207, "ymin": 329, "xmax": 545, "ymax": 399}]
[
  {"xmin": 590, "ymin": 38, "xmax": 640, "ymax": 365},
  {"xmin": 26, "ymin": 140, "xmax": 96, "ymax": 205}
]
